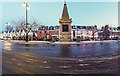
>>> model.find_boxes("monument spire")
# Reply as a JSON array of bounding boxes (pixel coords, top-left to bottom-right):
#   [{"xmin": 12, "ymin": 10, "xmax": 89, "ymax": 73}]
[
  {"xmin": 64, "ymin": 0, "xmax": 66, "ymax": 4},
  {"xmin": 61, "ymin": 0, "xmax": 69, "ymax": 20},
  {"xmin": 59, "ymin": 1, "xmax": 72, "ymax": 41}
]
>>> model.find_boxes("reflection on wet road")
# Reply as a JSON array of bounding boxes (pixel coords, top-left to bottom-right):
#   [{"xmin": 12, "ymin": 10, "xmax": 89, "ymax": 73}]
[{"xmin": 2, "ymin": 41, "xmax": 120, "ymax": 58}]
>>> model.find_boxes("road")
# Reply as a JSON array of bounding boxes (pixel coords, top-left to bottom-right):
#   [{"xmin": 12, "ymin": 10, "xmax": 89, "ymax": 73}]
[{"xmin": 2, "ymin": 49, "xmax": 120, "ymax": 74}]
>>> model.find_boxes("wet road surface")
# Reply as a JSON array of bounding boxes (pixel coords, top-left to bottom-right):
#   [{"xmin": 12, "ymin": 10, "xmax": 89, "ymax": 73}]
[
  {"xmin": 2, "ymin": 50, "xmax": 119, "ymax": 74},
  {"xmin": 1, "ymin": 40, "xmax": 120, "ymax": 74}
]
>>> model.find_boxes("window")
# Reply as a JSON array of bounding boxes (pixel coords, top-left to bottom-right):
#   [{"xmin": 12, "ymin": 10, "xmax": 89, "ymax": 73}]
[
  {"xmin": 73, "ymin": 30, "xmax": 75, "ymax": 37},
  {"xmin": 45, "ymin": 31, "xmax": 46, "ymax": 34},
  {"xmin": 87, "ymin": 32, "xmax": 89, "ymax": 35}
]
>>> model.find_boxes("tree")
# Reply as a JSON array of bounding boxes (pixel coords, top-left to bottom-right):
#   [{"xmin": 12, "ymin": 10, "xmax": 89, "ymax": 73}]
[
  {"xmin": 11, "ymin": 18, "xmax": 41, "ymax": 32},
  {"xmin": 103, "ymin": 25, "xmax": 110, "ymax": 39},
  {"xmin": 11, "ymin": 18, "xmax": 42, "ymax": 41},
  {"xmin": 101, "ymin": 26, "xmax": 104, "ymax": 31},
  {"xmin": 5, "ymin": 22, "xmax": 13, "ymax": 31},
  {"xmin": 12, "ymin": 19, "xmax": 30, "ymax": 31},
  {"xmin": 92, "ymin": 25, "xmax": 98, "ymax": 40},
  {"xmin": 94, "ymin": 25, "xmax": 97, "ymax": 30}
]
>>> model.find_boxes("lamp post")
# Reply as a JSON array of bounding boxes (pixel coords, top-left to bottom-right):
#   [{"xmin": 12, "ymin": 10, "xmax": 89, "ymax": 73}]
[{"xmin": 22, "ymin": 2, "xmax": 30, "ymax": 42}]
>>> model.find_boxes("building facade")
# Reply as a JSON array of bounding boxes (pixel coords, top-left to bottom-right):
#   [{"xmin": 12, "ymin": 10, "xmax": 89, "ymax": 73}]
[{"xmin": 98, "ymin": 26, "xmax": 120, "ymax": 40}]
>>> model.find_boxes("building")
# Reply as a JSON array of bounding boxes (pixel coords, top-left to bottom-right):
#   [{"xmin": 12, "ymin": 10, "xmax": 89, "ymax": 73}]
[
  {"xmin": 103, "ymin": 25, "xmax": 110, "ymax": 39},
  {"xmin": 37, "ymin": 26, "xmax": 59, "ymax": 41},
  {"xmin": 71, "ymin": 26, "xmax": 98, "ymax": 41},
  {"xmin": 98, "ymin": 25, "xmax": 120, "ymax": 40},
  {"xmin": 37, "ymin": 25, "xmax": 98, "ymax": 41},
  {"xmin": 109, "ymin": 27, "xmax": 120, "ymax": 38}
]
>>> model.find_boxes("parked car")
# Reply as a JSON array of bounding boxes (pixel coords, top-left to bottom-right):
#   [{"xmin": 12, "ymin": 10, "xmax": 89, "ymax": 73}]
[
  {"xmin": 73, "ymin": 38, "xmax": 76, "ymax": 41},
  {"xmin": 54, "ymin": 38, "xmax": 59, "ymax": 41}
]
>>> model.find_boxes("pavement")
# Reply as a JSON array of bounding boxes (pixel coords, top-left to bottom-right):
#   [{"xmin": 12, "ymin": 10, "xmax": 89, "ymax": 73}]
[{"xmin": 1, "ymin": 40, "xmax": 119, "ymax": 45}]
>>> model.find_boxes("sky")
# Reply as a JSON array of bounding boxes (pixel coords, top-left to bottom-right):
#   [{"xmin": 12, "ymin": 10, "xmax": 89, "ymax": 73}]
[
  {"xmin": 0, "ymin": 0, "xmax": 119, "ymax": 2},
  {"xmin": 0, "ymin": 1, "xmax": 119, "ymax": 31}
]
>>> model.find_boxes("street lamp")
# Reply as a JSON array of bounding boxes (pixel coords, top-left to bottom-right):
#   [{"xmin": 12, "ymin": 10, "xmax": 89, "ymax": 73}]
[{"xmin": 22, "ymin": 2, "xmax": 30, "ymax": 42}]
